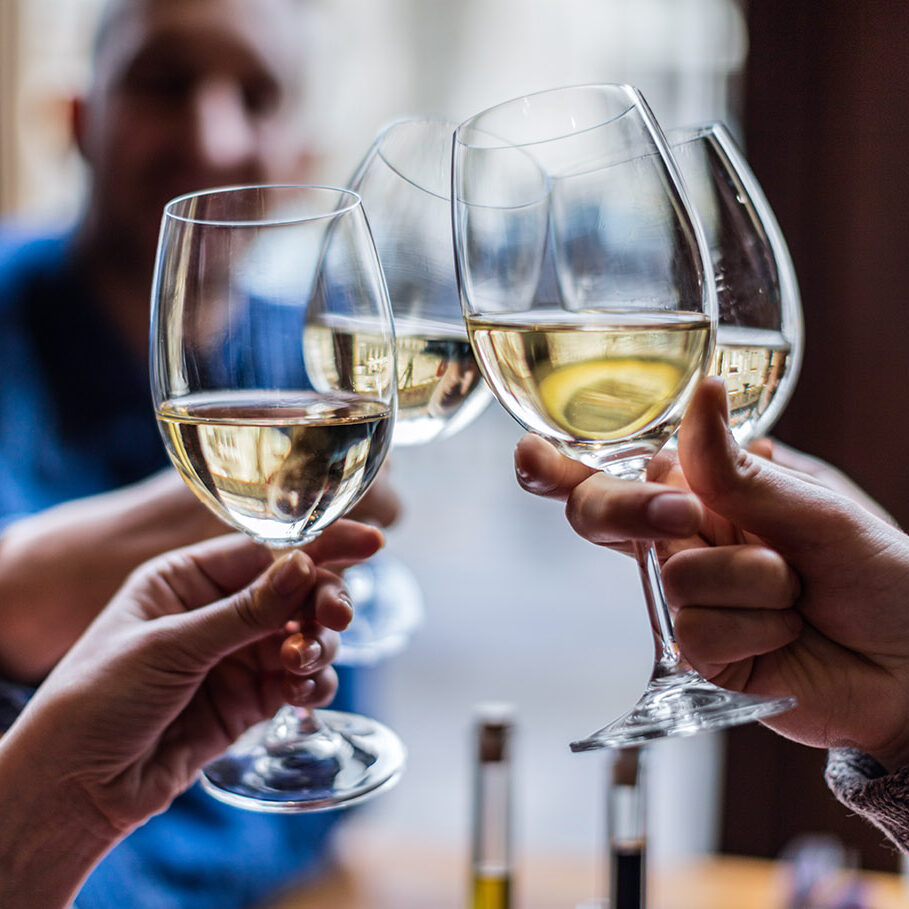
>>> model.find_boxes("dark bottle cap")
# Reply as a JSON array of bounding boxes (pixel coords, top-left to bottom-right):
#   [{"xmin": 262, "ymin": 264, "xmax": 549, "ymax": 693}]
[{"xmin": 474, "ymin": 703, "xmax": 515, "ymax": 764}]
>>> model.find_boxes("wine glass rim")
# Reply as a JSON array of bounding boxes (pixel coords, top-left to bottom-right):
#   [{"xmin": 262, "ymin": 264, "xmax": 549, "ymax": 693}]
[
  {"xmin": 665, "ymin": 120, "xmax": 727, "ymax": 148},
  {"xmin": 374, "ymin": 116, "xmax": 458, "ymax": 202},
  {"xmin": 453, "ymin": 82, "xmax": 639, "ymax": 151},
  {"xmin": 162, "ymin": 184, "xmax": 362, "ymax": 227}
]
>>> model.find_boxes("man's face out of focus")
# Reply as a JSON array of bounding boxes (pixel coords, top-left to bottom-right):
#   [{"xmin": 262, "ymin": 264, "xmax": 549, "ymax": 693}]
[{"xmin": 76, "ymin": 0, "xmax": 310, "ymax": 263}]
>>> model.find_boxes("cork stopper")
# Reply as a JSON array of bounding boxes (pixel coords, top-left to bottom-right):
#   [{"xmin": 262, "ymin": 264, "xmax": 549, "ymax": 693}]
[{"xmin": 474, "ymin": 703, "xmax": 515, "ymax": 764}]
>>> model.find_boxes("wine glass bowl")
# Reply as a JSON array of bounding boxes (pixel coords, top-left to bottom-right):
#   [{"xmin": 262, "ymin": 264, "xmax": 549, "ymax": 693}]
[
  {"xmin": 667, "ymin": 122, "xmax": 803, "ymax": 445},
  {"xmin": 454, "ymin": 85, "xmax": 713, "ymax": 476},
  {"xmin": 334, "ymin": 117, "xmax": 497, "ymax": 666},
  {"xmin": 151, "ymin": 184, "xmax": 405, "ymax": 810},
  {"xmin": 351, "ymin": 117, "xmax": 492, "ymax": 446},
  {"xmin": 453, "ymin": 85, "xmax": 796, "ymax": 750}
]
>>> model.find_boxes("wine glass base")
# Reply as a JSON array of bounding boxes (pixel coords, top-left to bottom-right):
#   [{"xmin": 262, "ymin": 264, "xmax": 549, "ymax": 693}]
[
  {"xmin": 336, "ymin": 555, "xmax": 425, "ymax": 667},
  {"xmin": 570, "ymin": 671, "xmax": 796, "ymax": 752},
  {"xmin": 200, "ymin": 709, "xmax": 406, "ymax": 812}
]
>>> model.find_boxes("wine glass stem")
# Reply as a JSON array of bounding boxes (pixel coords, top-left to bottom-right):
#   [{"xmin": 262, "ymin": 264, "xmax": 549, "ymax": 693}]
[
  {"xmin": 613, "ymin": 465, "xmax": 684, "ymax": 678},
  {"xmin": 633, "ymin": 540, "xmax": 682, "ymax": 675},
  {"xmin": 268, "ymin": 545, "xmax": 320, "ymax": 732}
]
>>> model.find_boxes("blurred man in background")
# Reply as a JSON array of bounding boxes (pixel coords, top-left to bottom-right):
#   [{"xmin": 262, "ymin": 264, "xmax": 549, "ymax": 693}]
[{"xmin": 0, "ymin": 0, "xmax": 397, "ymax": 905}]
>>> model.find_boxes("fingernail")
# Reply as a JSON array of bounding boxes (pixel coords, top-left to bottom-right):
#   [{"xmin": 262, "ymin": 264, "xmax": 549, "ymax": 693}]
[
  {"xmin": 287, "ymin": 677, "xmax": 316, "ymax": 700},
  {"xmin": 271, "ymin": 551, "xmax": 310, "ymax": 596},
  {"xmin": 647, "ymin": 493, "xmax": 699, "ymax": 534},
  {"xmin": 336, "ymin": 591, "xmax": 354, "ymax": 627},
  {"xmin": 514, "ymin": 461, "xmax": 532, "ymax": 485},
  {"xmin": 514, "ymin": 464, "xmax": 556, "ymax": 494},
  {"xmin": 294, "ymin": 637, "xmax": 322, "ymax": 670}
]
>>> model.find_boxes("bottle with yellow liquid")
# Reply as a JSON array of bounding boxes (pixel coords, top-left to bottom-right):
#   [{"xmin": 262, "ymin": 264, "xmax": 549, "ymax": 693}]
[{"xmin": 471, "ymin": 705, "xmax": 515, "ymax": 909}]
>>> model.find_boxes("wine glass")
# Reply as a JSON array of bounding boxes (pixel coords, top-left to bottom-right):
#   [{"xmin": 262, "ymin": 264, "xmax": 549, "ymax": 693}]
[
  {"xmin": 452, "ymin": 84, "xmax": 796, "ymax": 751},
  {"xmin": 335, "ymin": 117, "xmax": 493, "ymax": 664},
  {"xmin": 667, "ymin": 121, "xmax": 803, "ymax": 444},
  {"xmin": 150, "ymin": 184, "xmax": 406, "ymax": 811}
]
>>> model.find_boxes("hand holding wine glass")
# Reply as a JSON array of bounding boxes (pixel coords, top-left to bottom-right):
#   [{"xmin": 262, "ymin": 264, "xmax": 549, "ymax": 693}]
[
  {"xmin": 0, "ymin": 528, "xmax": 382, "ymax": 909},
  {"xmin": 151, "ymin": 184, "xmax": 404, "ymax": 811},
  {"xmin": 516, "ymin": 377, "xmax": 909, "ymax": 776},
  {"xmin": 453, "ymin": 84, "xmax": 796, "ymax": 750}
]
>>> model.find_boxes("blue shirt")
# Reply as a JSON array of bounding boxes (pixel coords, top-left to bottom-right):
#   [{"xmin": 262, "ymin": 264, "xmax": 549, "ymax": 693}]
[{"xmin": 0, "ymin": 230, "xmax": 356, "ymax": 908}]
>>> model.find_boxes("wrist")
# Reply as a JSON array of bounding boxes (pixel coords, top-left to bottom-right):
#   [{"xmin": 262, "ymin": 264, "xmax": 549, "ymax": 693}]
[{"xmin": 0, "ymin": 718, "xmax": 121, "ymax": 908}]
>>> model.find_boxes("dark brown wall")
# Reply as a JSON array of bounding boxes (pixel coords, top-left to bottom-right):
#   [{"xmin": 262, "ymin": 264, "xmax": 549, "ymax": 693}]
[
  {"xmin": 720, "ymin": 0, "xmax": 909, "ymax": 872},
  {"xmin": 746, "ymin": 0, "xmax": 909, "ymax": 518}
]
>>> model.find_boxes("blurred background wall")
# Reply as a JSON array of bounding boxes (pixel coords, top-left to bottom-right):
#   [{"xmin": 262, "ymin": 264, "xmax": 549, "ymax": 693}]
[{"xmin": 1, "ymin": 0, "xmax": 902, "ymax": 883}]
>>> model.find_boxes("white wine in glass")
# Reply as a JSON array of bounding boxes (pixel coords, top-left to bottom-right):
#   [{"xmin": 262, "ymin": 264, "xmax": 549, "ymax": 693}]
[
  {"xmin": 348, "ymin": 117, "xmax": 492, "ymax": 447},
  {"xmin": 668, "ymin": 121, "xmax": 803, "ymax": 445},
  {"xmin": 151, "ymin": 184, "xmax": 405, "ymax": 811},
  {"xmin": 453, "ymin": 84, "xmax": 796, "ymax": 751},
  {"xmin": 158, "ymin": 390, "xmax": 392, "ymax": 545},
  {"xmin": 317, "ymin": 118, "xmax": 494, "ymax": 665}
]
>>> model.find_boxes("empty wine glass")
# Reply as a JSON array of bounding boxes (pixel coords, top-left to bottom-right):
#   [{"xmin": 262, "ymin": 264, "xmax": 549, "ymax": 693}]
[
  {"xmin": 452, "ymin": 84, "xmax": 796, "ymax": 751},
  {"xmin": 151, "ymin": 184, "xmax": 405, "ymax": 810},
  {"xmin": 667, "ymin": 121, "xmax": 803, "ymax": 444},
  {"xmin": 336, "ymin": 117, "xmax": 493, "ymax": 665}
]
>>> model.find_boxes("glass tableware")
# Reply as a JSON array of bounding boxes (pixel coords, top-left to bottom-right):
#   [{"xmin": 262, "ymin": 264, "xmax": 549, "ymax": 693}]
[
  {"xmin": 668, "ymin": 121, "xmax": 803, "ymax": 445},
  {"xmin": 452, "ymin": 84, "xmax": 796, "ymax": 750},
  {"xmin": 151, "ymin": 184, "xmax": 405, "ymax": 810}
]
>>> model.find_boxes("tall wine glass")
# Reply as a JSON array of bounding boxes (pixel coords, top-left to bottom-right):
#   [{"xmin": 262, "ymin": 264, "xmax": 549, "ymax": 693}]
[
  {"xmin": 151, "ymin": 184, "xmax": 406, "ymax": 810},
  {"xmin": 452, "ymin": 84, "xmax": 796, "ymax": 751},
  {"xmin": 336, "ymin": 117, "xmax": 493, "ymax": 664},
  {"xmin": 668, "ymin": 121, "xmax": 803, "ymax": 444}
]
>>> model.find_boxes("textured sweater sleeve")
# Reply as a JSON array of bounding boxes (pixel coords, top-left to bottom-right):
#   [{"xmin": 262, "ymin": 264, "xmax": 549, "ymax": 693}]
[{"xmin": 825, "ymin": 748, "xmax": 909, "ymax": 853}]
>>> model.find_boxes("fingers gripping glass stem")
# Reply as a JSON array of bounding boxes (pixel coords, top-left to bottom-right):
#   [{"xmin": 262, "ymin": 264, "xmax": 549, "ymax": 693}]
[
  {"xmin": 452, "ymin": 84, "xmax": 796, "ymax": 752},
  {"xmin": 151, "ymin": 184, "xmax": 405, "ymax": 811}
]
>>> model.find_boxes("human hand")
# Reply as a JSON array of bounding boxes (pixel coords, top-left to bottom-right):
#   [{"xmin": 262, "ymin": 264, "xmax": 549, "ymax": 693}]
[
  {"xmin": 514, "ymin": 378, "xmax": 909, "ymax": 772},
  {"xmin": 0, "ymin": 520, "xmax": 381, "ymax": 906},
  {"xmin": 0, "ymin": 469, "xmax": 233, "ymax": 683},
  {"xmin": 750, "ymin": 436, "xmax": 896, "ymax": 525},
  {"xmin": 0, "ymin": 520, "xmax": 381, "ymax": 845}
]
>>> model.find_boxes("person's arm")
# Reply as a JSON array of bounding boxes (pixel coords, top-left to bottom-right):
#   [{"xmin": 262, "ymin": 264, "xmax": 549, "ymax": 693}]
[
  {"xmin": 0, "ymin": 470, "xmax": 228, "ymax": 683},
  {"xmin": 0, "ymin": 521, "xmax": 382, "ymax": 908},
  {"xmin": 0, "ymin": 733, "xmax": 118, "ymax": 907},
  {"xmin": 0, "ymin": 465, "xmax": 401, "ymax": 685}
]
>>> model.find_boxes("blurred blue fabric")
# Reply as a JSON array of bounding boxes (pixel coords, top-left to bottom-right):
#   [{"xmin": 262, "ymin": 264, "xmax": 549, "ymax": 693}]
[{"xmin": 0, "ymin": 231, "xmax": 359, "ymax": 907}]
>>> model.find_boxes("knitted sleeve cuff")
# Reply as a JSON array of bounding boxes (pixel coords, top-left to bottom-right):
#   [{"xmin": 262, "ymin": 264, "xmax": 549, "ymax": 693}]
[{"xmin": 825, "ymin": 747, "xmax": 909, "ymax": 853}]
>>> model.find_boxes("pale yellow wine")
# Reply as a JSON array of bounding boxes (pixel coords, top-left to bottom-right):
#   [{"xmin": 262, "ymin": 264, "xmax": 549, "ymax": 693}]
[
  {"xmin": 466, "ymin": 309, "xmax": 712, "ymax": 463},
  {"xmin": 712, "ymin": 324, "xmax": 792, "ymax": 442},
  {"xmin": 157, "ymin": 390, "xmax": 392, "ymax": 545},
  {"xmin": 305, "ymin": 317, "xmax": 489, "ymax": 446}
]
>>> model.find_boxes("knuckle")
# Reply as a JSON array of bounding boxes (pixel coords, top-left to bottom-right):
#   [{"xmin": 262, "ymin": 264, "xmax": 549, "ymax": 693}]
[{"xmin": 231, "ymin": 588, "xmax": 264, "ymax": 632}]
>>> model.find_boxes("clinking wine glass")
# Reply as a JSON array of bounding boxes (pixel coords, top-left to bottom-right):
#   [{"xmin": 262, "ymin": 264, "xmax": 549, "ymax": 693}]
[
  {"xmin": 452, "ymin": 84, "xmax": 796, "ymax": 750},
  {"xmin": 335, "ymin": 117, "xmax": 493, "ymax": 664},
  {"xmin": 667, "ymin": 121, "xmax": 803, "ymax": 445},
  {"xmin": 150, "ymin": 184, "xmax": 406, "ymax": 810}
]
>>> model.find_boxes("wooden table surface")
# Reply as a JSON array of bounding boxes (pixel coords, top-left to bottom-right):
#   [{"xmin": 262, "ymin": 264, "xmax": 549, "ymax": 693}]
[{"xmin": 267, "ymin": 823, "xmax": 909, "ymax": 909}]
